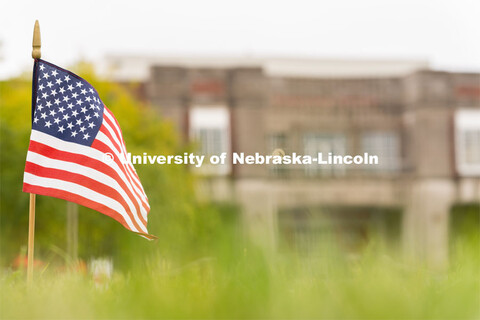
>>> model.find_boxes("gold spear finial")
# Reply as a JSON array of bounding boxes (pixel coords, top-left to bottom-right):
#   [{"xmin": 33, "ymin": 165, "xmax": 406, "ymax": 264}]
[{"xmin": 32, "ymin": 20, "xmax": 41, "ymax": 59}]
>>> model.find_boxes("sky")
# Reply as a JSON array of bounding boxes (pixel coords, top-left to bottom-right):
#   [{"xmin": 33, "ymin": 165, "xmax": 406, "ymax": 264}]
[{"xmin": 1, "ymin": 0, "xmax": 479, "ymax": 80}]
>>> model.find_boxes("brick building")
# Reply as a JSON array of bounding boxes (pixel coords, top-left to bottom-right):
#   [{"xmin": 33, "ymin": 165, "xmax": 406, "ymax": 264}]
[{"xmin": 101, "ymin": 56, "xmax": 480, "ymax": 264}]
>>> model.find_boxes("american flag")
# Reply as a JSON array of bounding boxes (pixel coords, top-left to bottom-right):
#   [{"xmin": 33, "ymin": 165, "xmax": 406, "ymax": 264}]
[{"xmin": 23, "ymin": 59, "xmax": 156, "ymax": 240}]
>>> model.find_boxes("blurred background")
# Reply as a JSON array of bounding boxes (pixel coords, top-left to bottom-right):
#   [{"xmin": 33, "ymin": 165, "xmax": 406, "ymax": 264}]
[{"xmin": 0, "ymin": 1, "xmax": 479, "ymax": 319}]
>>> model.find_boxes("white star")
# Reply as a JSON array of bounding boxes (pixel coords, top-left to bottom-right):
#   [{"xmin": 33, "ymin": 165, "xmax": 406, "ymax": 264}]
[
  {"xmin": 67, "ymin": 84, "xmax": 74, "ymax": 91},
  {"xmin": 72, "ymin": 93, "xmax": 78, "ymax": 98},
  {"xmin": 49, "ymin": 110, "xmax": 56, "ymax": 117},
  {"xmin": 76, "ymin": 119, "xmax": 83, "ymax": 126},
  {"xmin": 89, "ymin": 104, "xmax": 96, "ymax": 110},
  {"xmin": 63, "ymin": 114, "xmax": 71, "ymax": 121},
  {"xmin": 67, "ymin": 122, "xmax": 74, "ymax": 129},
  {"xmin": 40, "ymin": 112, "xmax": 47, "ymax": 119},
  {"xmin": 81, "ymin": 89, "xmax": 87, "ymax": 95},
  {"xmin": 76, "ymin": 99, "xmax": 83, "ymax": 106},
  {"xmin": 71, "ymin": 110, "xmax": 79, "ymax": 117},
  {"xmin": 79, "ymin": 126, "xmax": 86, "ymax": 132},
  {"xmin": 76, "ymin": 82, "xmax": 83, "ymax": 88},
  {"xmin": 63, "ymin": 96, "xmax": 71, "ymax": 102},
  {"xmin": 80, "ymin": 107, "xmax": 87, "ymax": 113},
  {"xmin": 36, "ymin": 97, "xmax": 40, "ymax": 103},
  {"xmin": 45, "ymin": 121, "xmax": 52, "ymax": 128},
  {"xmin": 94, "ymin": 112, "xmax": 100, "ymax": 118},
  {"xmin": 46, "ymin": 81, "xmax": 53, "ymax": 88},
  {"xmin": 58, "ymin": 106, "xmax": 65, "ymax": 113},
  {"xmin": 58, "ymin": 126, "xmax": 65, "ymax": 133},
  {"xmin": 51, "ymin": 70, "xmax": 58, "ymax": 77},
  {"xmin": 43, "ymin": 73, "xmax": 50, "ymax": 79},
  {"xmin": 64, "ymin": 75, "xmax": 71, "ymax": 82},
  {"xmin": 54, "ymin": 99, "xmax": 61, "ymax": 105},
  {"xmin": 71, "ymin": 131, "xmax": 78, "ymax": 137},
  {"xmin": 85, "ymin": 97, "xmax": 91, "ymax": 102},
  {"xmin": 83, "ymin": 133, "xmax": 90, "ymax": 140},
  {"xmin": 37, "ymin": 104, "xmax": 44, "ymax": 111},
  {"xmin": 38, "ymin": 84, "xmax": 45, "ymax": 91},
  {"xmin": 33, "ymin": 117, "xmax": 39, "ymax": 124},
  {"xmin": 42, "ymin": 92, "xmax": 48, "ymax": 99},
  {"xmin": 89, "ymin": 88, "xmax": 94, "ymax": 93},
  {"xmin": 56, "ymin": 78, "xmax": 62, "ymax": 85},
  {"xmin": 85, "ymin": 115, "xmax": 92, "ymax": 121},
  {"xmin": 88, "ymin": 122, "xmax": 96, "ymax": 128},
  {"xmin": 45, "ymin": 101, "xmax": 52, "ymax": 108},
  {"xmin": 67, "ymin": 103, "xmax": 74, "ymax": 109},
  {"xmin": 54, "ymin": 118, "xmax": 61, "ymax": 124},
  {"xmin": 39, "ymin": 65, "xmax": 45, "ymax": 71},
  {"xmin": 50, "ymin": 89, "xmax": 57, "ymax": 97}
]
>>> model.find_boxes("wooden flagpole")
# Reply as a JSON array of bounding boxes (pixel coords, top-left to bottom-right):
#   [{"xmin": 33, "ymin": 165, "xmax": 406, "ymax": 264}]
[{"xmin": 27, "ymin": 20, "xmax": 41, "ymax": 285}]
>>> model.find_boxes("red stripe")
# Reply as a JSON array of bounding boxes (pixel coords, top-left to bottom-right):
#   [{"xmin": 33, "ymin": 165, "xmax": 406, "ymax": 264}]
[
  {"xmin": 91, "ymin": 138, "xmax": 150, "ymax": 216},
  {"xmin": 28, "ymin": 140, "xmax": 147, "ymax": 223},
  {"xmin": 24, "ymin": 162, "xmax": 144, "ymax": 232},
  {"xmin": 23, "ymin": 182, "xmax": 130, "ymax": 230},
  {"xmin": 102, "ymin": 113, "xmax": 147, "ymax": 196}
]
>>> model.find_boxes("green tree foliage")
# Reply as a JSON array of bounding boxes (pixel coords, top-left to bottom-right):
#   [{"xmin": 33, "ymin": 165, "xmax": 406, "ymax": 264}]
[{"xmin": 0, "ymin": 63, "xmax": 232, "ymax": 268}]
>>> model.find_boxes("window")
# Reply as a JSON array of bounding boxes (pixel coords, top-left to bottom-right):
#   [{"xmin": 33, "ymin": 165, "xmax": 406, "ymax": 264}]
[
  {"xmin": 361, "ymin": 132, "xmax": 400, "ymax": 172},
  {"xmin": 455, "ymin": 109, "xmax": 480, "ymax": 176},
  {"xmin": 304, "ymin": 133, "xmax": 346, "ymax": 177},
  {"xmin": 189, "ymin": 106, "xmax": 230, "ymax": 175}
]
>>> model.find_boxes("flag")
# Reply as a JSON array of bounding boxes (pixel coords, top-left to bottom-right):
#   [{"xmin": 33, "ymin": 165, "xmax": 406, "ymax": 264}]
[{"xmin": 23, "ymin": 59, "xmax": 156, "ymax": 240}]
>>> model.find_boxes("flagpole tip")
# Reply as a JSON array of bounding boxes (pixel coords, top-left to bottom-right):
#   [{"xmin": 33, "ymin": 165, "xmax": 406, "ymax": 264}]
[{"xmin": 32, "ymin": 20, "xmax": 41, "ymax": 59}]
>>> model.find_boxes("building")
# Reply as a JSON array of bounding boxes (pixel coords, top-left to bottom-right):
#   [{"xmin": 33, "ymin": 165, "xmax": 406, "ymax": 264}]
[{"xmin": 101, "ymin": 56, "xmax": 480, "ymax": 265}]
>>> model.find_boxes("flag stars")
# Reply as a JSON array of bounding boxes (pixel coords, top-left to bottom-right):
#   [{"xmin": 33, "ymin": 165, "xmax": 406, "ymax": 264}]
[
  {"xmin": 43, "ymin": 73, "xmax": 50, "ymax": 79},
  {"xmin": 67, "ymin": 122, "xmax": 74, "ymax": 129},
  {"xmin": 76, "ymin": 82, "xmax": 83, "ymax": 88},
  {"xmin": 49, "ymin": 110, "xmax": 57, "ymax": 117},
  {"xmin": 33, "ymin": 117, "xmax": 39, "ymax": 124},
  {"xmin": 67, "ymin": 84, "xmax": 74, "ymax": 91},
  {"xmin": 46, "ymin": 81, "xmax": 53, "ymax": 88},
  {"xmin": 55, "ymin": 78, "xmax": 62, "ymax": 85},
  {"xmin": 45, "ymin": 101, "xmax": 52, "ymax": 108},
  {"xmin": 44, "ymin": 121, "xmax": 52, "ymax": 128},
  {"xmin": 59, "ymin": 87, "xmax": 65, "ymax": 94},
  {"xmin": 71, "ymin": 131, "xmax": 78, "ymax": 137},
  {"xmin": 71, "ymin": 110, "xmax": 79, "ymax": 117},
  {"xmin": 58, "ymin": 106, "xmax": 65, "ymax": 113},
  {"xmin": 80, "ymin": 106, "xmax": 87, "ymax": 113},
  {"xmin": 76, "ymin": 119, "xmax": 83, "ymax": 126},
  {"xmin": 81, "ymin": 89, "xmax": 87, "ymax": 95},
  {"xmin": 63, "ymin": 96, "xmax": 70, "ymax": 102},
  {"xmin": 63, "ymin": 114, "xmax": 71, "ymax": 121},
  {"xmin": 85, "ymin": 97, "xmax": 91, "ymax": 102},
  {"xmin": 88, "ymin": 122, "xmax": 95, "ymax": 129},
  {"xmin": 79, "ymin": 126, "xmax": 86, "ymax": 133},
  {"xmin": 40, "ymin": 112, "xmax": 47, "ymax": 119},
  {"xmin": 42, "ymin": 92, "xmax": 48, "ymax": 99},
  {"xmin": 54, "ymin": 118, "xmax": 61, "ymax": 124},
  {"xmin": 67, "ymin": 103, "xmax": 74, "ymax": 109},
  {"xmin": 85, "ymin": 115, "xmax": 91, "ymax": 121},
  {"xmin": 64, "ymin": 75, "xmax": 70, "ymax": 82},
  {"xmin": 58, "ymin": 126, "xmax": 65, "ymax": 133},
  {"xmin": 50, "ymin": 89, "xmax": 57, "ymax": 97},
  {"xmin": 38, "ymin": 84, "xmax": 45, "ymax": 91},
  {"xmin": 76, "ymin": 99, "xmax": 83, "ymax": 106},
  {"xmin": 39, "ymin": 65, "xmax": 45, "ymax": 71},
  {"xmin": 37, "ymin": 104, "xmax": 44, "ymax": 111},
  {"xmin": 72, "ymin": 92, "xmax": 78, "ymax": 98},
  {"xmin": 94, "ymin": 112, "xmax": 100, "ymax": 118},
  {"xmin": 54, "ymin": 99, "xmax": 61, "ymax": 106},
  {"xmin": 83, "ymin": 133, "xmax": 90, "ymax": 140}
]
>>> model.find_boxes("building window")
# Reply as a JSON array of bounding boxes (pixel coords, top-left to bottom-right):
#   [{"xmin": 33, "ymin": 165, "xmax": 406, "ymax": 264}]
[
  {"xmin": 455, "ymin": 109, "xmax": 480, "ymax": 176},
  {"xmin": 361, "ymin": 132, "xmax": 400, "ymax": 172},
  {"xmin": 303, "ymin": 133, "xmax": 346, "ymax": 177},
  {"xmin": 189, "ymin": 106, "xmax": 230, "ymax": 175}
]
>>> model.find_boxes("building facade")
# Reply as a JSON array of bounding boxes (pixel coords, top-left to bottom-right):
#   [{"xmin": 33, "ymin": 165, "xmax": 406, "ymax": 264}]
[{"xmin": 104, "ymin": 56, "xmax": 480, "ymax": 264}]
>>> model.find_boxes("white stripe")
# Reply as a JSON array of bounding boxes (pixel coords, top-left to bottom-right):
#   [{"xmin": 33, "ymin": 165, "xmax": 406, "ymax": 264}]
[
  {"xmin": 26, "ymin": 150, "xmax": 141, "ymax": 223},
  {"xmin": 29, "ymin": 130, "xmax": 149, "ymax": 225},
  {"xmin": 96, "ymin": 131, "xmax": 149, "ymax": 219},
  {"xmin": 104, "ymin": 109, "xmax": 149, "ymax": 199},
  {"xmin": 24, "ymin": 172, "xmax": 148, "ymax": 233}
]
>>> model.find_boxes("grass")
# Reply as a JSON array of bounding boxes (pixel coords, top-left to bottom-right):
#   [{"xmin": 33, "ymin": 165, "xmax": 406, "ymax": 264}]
[{"xmin": 1, "ymin": 236, "xmax": 479, "ymax": 320}]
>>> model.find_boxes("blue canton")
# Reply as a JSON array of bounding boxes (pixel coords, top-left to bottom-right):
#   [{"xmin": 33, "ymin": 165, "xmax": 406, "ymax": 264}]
[{"xmin": 33, "ymin": 60, "xmax": 104, "ymax": 146}]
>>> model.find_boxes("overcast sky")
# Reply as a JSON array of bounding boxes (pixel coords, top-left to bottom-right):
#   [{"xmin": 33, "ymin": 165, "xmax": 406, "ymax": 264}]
[{"xmin": 1, "ymin": 0, "xmax": 479, "ymax": 79}]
